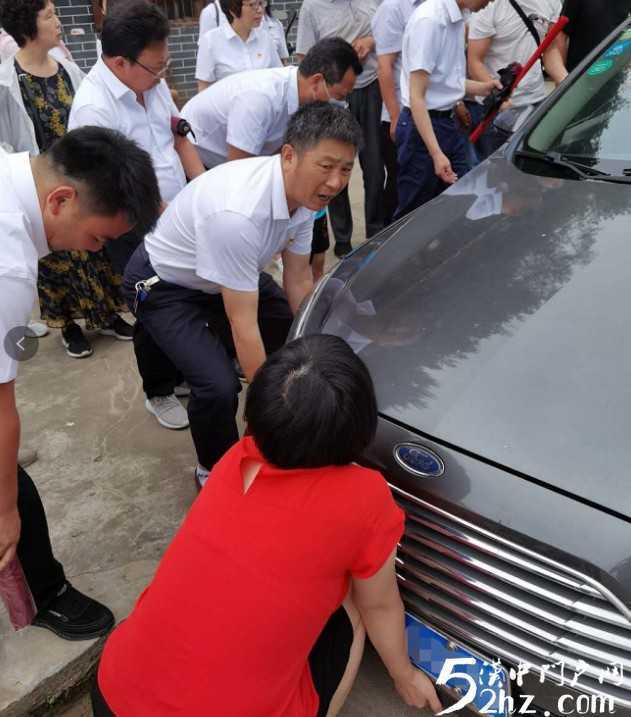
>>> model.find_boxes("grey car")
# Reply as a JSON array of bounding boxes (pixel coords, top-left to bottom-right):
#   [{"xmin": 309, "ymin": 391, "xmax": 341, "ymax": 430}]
[{"xmin": 291, "ymin": 19, "xmax": 631, "ymax": 717}]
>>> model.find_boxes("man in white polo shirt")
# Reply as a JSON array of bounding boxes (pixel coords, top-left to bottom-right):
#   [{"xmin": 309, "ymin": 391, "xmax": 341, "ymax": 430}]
[
  {"xmin": 123, "ymin": 102, "xmax": 362, "ymax": 489},
  {"xmin": 395, "ymin": 0, "xmax": 501, "ymax": 217},
  {"xmin": 372, "ymin": 0, "xmax": 425, "ymax": 224},
  {"xmin": 0, "ymin": 127, "xmax": 161, "ymax": 640},
  {"xmin": 199, "ymin": 0, "xmax": 229, "ymax": 38},
  {"xmin": 182, "ymin": 37, "xmax": 360, "ymax": 168},
  {"xmin": 69, "ymin": 0, "xmax": 206, "ymax": 432}
]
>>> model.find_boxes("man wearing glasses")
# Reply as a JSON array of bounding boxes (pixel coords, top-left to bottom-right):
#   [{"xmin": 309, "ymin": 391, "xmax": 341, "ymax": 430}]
[{"xmin": 69, "ymin": 0, "xmax": 205, "ymax": 433}]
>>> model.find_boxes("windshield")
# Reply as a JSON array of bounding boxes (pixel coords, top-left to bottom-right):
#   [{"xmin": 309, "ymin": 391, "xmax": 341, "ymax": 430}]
[{"xmin": 526, "ymin": 26, "xmax": 631, "ymax": 175}]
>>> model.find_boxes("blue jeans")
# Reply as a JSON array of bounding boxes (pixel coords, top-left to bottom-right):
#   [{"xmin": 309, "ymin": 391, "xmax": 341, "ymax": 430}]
[{"xmin": 394, "ymin": 107, "xmax": 471, "ymax": 219}]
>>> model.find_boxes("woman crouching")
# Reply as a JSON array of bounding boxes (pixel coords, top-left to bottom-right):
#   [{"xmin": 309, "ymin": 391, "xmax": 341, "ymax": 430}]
[{"xmin": 92, "ymin": 334, "xmax": 442, "ymax": 716}]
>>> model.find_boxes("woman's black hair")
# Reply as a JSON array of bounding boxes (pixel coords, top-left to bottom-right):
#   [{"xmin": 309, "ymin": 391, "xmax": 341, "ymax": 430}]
[
  {"xmin": 0, "ymin": 0, "xmax": 47, "ymax": 48},
  {"xmin": 245, "ymin": 335, "xmax": 378, "ymax": 469},
  {"xmin": 101, "ymin": 0, "xmax": 169, "ymax": 62},
  {"xmin": 220, "ymin": 0, "xmax": 244, "ymax": 23}
]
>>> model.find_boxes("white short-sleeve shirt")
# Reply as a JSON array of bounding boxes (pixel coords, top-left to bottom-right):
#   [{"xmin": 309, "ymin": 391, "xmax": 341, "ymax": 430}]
[
  {"xmin": 181, "ymin": 66, "xmax": 300, "ymax": 167},
  {"xmin": 264, "ymin": 15, "xmax": 290, "ymax": 60},
  {"xmin": 145, "ymin": 155, "xmax": 314, "ymax": 294},
  {"xmin": 400, "ymin": 0, "xmax": 466, "ymax": 111},
  {"xmin": 195, "ymin": 24, "xmax": 282, "ymax": 84},
  {"xmin": 67, "ymin": 58, "xmax": 186, "ymax": 202},
  {"xmin": 372, "ymin": 0, "xmax": 424, "ymax": 121},
  {"xmin": 0, "ymin": 150, "xmax": 50, "ymax": 383},
  {"xmin": 468, "ymin": 0, "xmax": 561, "ymax": 107},
  {"xmin": 198, "ymin": 1, "xmax": 229, "ymax": 39}
]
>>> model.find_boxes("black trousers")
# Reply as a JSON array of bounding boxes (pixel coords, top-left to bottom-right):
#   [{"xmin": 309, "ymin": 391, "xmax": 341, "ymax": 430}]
[
  {"xmin": 16, "ymin": 466, "xmax": 66, "ymax": 611},
  {"xmin": 123, "ymin": 246, "xmax": 293, "ymax": 470},
  {"xmin": 328, "ymin": 79, "xmax": 386, "ymax": 247}
]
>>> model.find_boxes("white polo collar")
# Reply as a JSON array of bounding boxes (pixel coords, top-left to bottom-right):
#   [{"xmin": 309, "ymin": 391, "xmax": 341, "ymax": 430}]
[
  {"xmin": 287, "ymin": 66, "xmax": 300, "ymax": 117},
  {"xmin": 7, "ymin": 152, "xmax": 49, "ymax": 259},
  {"xmin": 221, "ymin": 22, "xmax": 257, "ymax": 44},
  {"xmin": 442, "ymin": 0, "xmax": 464, "ymax": 23},
  {"xmin": 96, "ymin": 56, "xmax": 137, "ymax": 101}
]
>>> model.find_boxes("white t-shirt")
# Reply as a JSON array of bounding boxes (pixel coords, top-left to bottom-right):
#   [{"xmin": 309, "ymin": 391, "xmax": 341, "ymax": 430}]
[
  {"xmin": 68, "ymin": 58, "xmax": 186, "ymax": 202},
  {"xmin": 263, "ymin": 15, "xmax": 290, "ymax": 60},
  {"xmin": 195, "ymin": 24, "xmax": 282, "ymax": 84},
  {"xmin": 372, "ymin": 0, "xmax": 424, "ymax": 121},
  {"xmin": 145, "ymin": 155, "xmax": 313, "ymax": 294},
  {"xmin": 198, "ymin": 1, "xmax": 229, "ymax": 40},
  {"xmin": 401, "ymin": 0, "xmax": 466, "ymax": 111},
  {"xmin": 0, "ymin": 150, "xmax": 49, "ymax": 383},
  {"xmin": 181, "ymin": 65, "xmax": 300, "ymax": 167},
  {"xmin": 468, "ymin": 0, "xmax": 561, "ymax": 107}
]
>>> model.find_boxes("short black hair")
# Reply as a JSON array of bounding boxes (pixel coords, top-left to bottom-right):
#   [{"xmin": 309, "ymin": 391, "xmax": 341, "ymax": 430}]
[
  {"xmin": 245, "ymin": 335, "xmax": 378, "ymax": 468},
  {"xmin": 0, "ymin": 0, "xmax": 47, "ymax": 47},
  {"xmin": 45, "ymin": 127, "xmax": 161, "ymax": 237},
  {"xmin": 284, "ymin": 101, "xmax": 363, "ymax": 153},
  {"xmin": 220, "ymin": 0, "xmax": 243, "ymax": 23},
  {"xmin": 101, "ymin": 0, "xmax": 169, "ymax": 62},
  {"xmin": 299, "ymin": 38, "xmax": 362, "ymax": 85}
]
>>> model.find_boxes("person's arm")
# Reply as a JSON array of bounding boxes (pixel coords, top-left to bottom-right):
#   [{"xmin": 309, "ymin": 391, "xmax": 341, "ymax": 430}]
[
  {"xmin": 352, "ymin": 551, "xmax": 443, "ymax": 711},
  {"xmin": 226, "ymin": 145, "xmax": 255, "ymax": 162},
  {"xmin": 467, "ymin": 37, "xmax": 494, "ymax": 83},
  {"xmin": 0, "ymin": 381, "xmax": 21, "ymax": 572},
  {"xmin": 221, "ymin": 287, "xmax": 267, "ymax": 382},
  {"xmin": 174, "ymin": 134, "xmax": 205, "ymax": 180},
  {"xmin": 377, "ymin": 53, "xmax": 401, "ymax": 138},
  {"xmin": 295, "ymin": 4, "xmax": 317, "ymax": 60},
  {"xmin": 352, "ymin": 35, "xmax": 376, "ymax": 62},
  {"xmin": 281, "ymin": 249, "xmax": 313, "ymax": 314},
  {"xmin": 197, "ymin": 80, "xmax": 211, "ymax": 93},
  {"xmin": 543, "ymin": 32, "xmax": 569, "ymax": 85}
]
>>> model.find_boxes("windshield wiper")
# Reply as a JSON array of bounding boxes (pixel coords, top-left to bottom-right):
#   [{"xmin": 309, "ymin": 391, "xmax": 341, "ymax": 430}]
[{"xmin": 514, "ymin": 149, "xmax": 631, "ymax": 184}]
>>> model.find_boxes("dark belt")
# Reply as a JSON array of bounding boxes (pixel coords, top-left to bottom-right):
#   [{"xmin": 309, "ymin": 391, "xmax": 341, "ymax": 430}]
[{"xmin": 428, "ymin": 108, "xmax": 454, "ymax": 119}]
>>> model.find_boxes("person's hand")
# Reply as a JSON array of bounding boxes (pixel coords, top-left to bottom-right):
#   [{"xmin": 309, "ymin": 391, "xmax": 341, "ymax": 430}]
[
  {"xmin": 352, "ymin": 36, "xmax": 375, "ymax": 62},
  {"xmin": 393, "ymin": 664, "xmax": 443, "ymax": 713},
  {"xmin": 499, "ymin": 97, "xmax": 513, "ymax": 112},
  {"xmin": 0, "ymin": 506, "xmax": 21, "ymax": 572},
  {"xmin": 481, "ymin": 78, "xmax": 503, "ymax": 97},
  {"xmin": 389, "ymin": 113, "xmax": 400, "ymax": 143},
  {"xmin": 432, "ymin": 151, "xmax": 458, "ymax": 184}
]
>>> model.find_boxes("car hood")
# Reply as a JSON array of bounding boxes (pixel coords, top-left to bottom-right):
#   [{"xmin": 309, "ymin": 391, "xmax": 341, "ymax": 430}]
[{"xmin": 322, "ymin": 157, "xmax": 631, "ymax": 518}]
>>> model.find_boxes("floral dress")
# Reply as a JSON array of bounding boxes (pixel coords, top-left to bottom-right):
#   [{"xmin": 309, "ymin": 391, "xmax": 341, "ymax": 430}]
[{"xmin": 15, "ymin": 59, "xmax": 126, "ymax": 329}]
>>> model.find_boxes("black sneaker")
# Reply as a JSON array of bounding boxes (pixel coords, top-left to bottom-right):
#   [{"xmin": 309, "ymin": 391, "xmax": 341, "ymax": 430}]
[
  {"xmin": 61, "ymin": 323, "xmax": 93, "ymax": 358},
  {"xmin": 33, "ymin": 582, "xmax": 115, "ymax": 641},
  {"xmin": 99, "ymin": 315, "xmax": 134, "ymax": 341},
  {"xmin": 334, "ymin": 242, "xmax": 352, "ymax": 258}
]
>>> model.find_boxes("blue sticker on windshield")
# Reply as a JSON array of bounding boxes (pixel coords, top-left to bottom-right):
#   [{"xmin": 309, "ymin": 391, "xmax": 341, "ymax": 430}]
[
  {"xmin": 605, "ymin": 40, "xmax": 631, "ymax": 58},
  {"xmin": 587, "ymin": 58, "xmax": 614, "ymax": 76}
]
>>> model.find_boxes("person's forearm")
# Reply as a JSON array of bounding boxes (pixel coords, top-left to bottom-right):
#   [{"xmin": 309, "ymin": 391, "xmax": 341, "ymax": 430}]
[
  {"xmin": 468, "ymin": 58, "xmax": 494, "ymax": 84},
  {"xmin": 377, "ymin": 65, "xmax": 401, "ymax": 127},
  {"xmin": 465, "ymin": 78, "xmax": 494, "ymax": 97},
  {"xmin": 357, "ymin": 597, "xmax": 411, "ymax": 680},
  {"xmin": 0, "ymin": 407, "xmax": 20, "ymax": 516},
  {"xmin": 197, "ymin": 80, "xmax": 210, "ymax": 93},
  {"xmin": 175, "ymin": 136, "xmax": 205, "ymax": 181},
  {"xmin": 230, "ymin": 324, "xmax": 267, "ymax": 383},
  {"xmin": 543, "ymin": 46, "xmax": 568, "ymax": 85},
  {"xmin": 284, "ymin": 277, "xmax": 313, "ymax": 314},
  {"xmin": 410, "ymin": 95, "xmax": 442, "ymax": 158}
]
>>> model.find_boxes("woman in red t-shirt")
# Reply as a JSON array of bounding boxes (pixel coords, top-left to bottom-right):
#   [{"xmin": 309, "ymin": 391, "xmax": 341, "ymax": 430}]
[{"xmin": 91, "ymin": 335, "xmax": 442, "ymax": 717}]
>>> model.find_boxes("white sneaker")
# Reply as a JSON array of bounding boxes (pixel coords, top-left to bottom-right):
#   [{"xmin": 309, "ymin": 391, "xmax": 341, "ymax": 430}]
[
  {"xmin": 174, "ymin": 382, "xmax": 191, "ymax": 397},
  {"xmin": 145, "ymin": 395, "xmax": 189, "ymax": 430},
  {"xmin": 28, "ymin": 321, "xmax": 49, "ymax": 338},
  {"xmin": 195, "ymin": 464, "xmax": 210, "ymax": 491}
]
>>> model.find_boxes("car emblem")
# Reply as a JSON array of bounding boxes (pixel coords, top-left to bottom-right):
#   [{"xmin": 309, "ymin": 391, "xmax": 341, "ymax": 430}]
[{"xmin": 393, "ymin": 443, "xmax": 445, "ymax": 478}]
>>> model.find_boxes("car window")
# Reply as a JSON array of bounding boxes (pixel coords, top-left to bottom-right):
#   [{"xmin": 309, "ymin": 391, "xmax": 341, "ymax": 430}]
[{"xmin": 526, "ymin": 27, "xmax": 631, "ymax": 174}]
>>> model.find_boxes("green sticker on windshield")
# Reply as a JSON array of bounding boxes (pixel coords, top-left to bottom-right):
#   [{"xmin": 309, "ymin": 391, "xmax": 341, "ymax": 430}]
[{"xmin": 587, "ymin": 58, "xmax": 614, "ymax": 76}]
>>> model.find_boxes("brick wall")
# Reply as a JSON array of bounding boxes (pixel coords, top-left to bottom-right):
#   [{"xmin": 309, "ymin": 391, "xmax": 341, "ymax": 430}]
[
  {"xmin": 58, "ymin": 0, "xmax": 303, "ymax": 103},
  {"xmin": 57, "ymin": 0, "xmax": 99, "ymax": 72}
]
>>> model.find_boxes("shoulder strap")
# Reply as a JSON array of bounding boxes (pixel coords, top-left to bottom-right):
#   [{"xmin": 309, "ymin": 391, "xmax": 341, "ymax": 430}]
[
  {"xmin": 508, "ymin": 0, "xmax": 541, "ymax": 46},
  {"xmin": 215, "ymin": 0, "xmax": 220, "ymax": 25}
]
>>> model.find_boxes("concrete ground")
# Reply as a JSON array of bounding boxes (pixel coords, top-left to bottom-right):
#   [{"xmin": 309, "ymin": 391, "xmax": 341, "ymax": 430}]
[{"xmin": 0, "ymin": 167, "xmax": 432, "ymax": 717}]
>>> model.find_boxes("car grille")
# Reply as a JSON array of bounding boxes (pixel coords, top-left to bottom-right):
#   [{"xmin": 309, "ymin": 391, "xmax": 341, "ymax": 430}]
[{"xmin": 392, "ymin": 484, "xmax": 631, "ymax": 708}]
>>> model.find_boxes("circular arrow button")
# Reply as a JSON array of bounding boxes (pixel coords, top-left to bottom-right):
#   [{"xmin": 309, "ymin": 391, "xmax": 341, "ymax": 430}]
[{"xmin": 4, "ymin": 326, "xmax": 39, "ymax": 363}]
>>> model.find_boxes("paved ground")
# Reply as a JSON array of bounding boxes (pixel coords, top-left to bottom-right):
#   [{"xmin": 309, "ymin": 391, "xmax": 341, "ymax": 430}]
[{"xmin": 0, "ymin": 168, "xmax": 432, "ymax": 716}]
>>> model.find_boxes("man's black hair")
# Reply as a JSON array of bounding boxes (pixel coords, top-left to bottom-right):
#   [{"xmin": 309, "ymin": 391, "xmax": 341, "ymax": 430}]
[
  {"xmin": 284, "ymin": 101, "xmax": 363, "ymax": 153},
  {"xmin": 101, "ymin": 0, "xmax": 169, "ymax": 62},
  {"xmin": 0, "ymin": 0, "xmax": 47, "ymax": 47},
  {"xmin": 245, "ymin": 335, "xmax": 378, "ymax": 469},
  {"xmin": 299, "ymin": 38, "xmax": 363, "ymax": 85},
  {"xmin": 45, "ymin": 127, "xmax": 161, "ymax": 237}
]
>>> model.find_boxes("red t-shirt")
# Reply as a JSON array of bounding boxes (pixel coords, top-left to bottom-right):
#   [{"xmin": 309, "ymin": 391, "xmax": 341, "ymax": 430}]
[{"xmin": 98, "ymin": 436, "xmax": 405, "ymax": 716}]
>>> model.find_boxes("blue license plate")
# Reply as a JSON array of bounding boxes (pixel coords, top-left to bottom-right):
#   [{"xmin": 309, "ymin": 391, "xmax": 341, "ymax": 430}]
[{"xmin": 406, "ymin": 613, "xmax": 511, "ymax": 716}]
